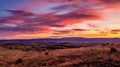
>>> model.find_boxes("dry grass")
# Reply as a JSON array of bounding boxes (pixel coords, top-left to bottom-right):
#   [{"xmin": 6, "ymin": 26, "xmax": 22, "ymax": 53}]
[{"xmin": 0, "ymin": 44, "xmax": 120, "ymax": 67}]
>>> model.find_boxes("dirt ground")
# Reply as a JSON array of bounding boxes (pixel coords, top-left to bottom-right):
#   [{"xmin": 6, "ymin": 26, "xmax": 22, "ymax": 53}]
[{"xmin": 0, "ymin": 44, "xmax": 120, "ymax": 67}]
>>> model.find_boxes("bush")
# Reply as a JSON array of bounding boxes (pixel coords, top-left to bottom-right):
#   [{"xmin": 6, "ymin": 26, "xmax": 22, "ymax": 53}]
[
  {"xmin": 110, "ymin": 47, "xmax": 117, "ymax": 52},
  {"xmin": 15, "ymin": 58, "xmax": 23, "ymax": 64},
  {"xmin": 45, "ymin": 51, "xmax": 49, "ymax": 55}
]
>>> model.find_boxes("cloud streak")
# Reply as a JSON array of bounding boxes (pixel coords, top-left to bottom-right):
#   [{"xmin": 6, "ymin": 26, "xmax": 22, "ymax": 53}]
[{"xmin": 0, "ymin": 9, "xmax": 101, "ymax": 34}]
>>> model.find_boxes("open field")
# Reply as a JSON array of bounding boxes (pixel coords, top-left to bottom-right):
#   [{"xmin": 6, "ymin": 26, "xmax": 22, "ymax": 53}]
[{"xmin": 0, "ymin": 43, "xmax": 120, "ymax": 67}]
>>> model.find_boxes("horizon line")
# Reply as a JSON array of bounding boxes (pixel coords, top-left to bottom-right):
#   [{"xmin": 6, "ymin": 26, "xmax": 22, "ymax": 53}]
[{"xmin": 0, "ymin": 37, "xmax": 120, "ymax": 40}]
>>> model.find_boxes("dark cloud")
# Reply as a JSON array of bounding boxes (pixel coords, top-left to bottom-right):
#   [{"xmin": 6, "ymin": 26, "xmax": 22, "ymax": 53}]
[
  {"xmin": 87, "ymin": 24, "xmax": 99, "ymax": 28},
  {"xmin": 48, "ymin": 24, "xmax": 64, "ymax": 27},
  {"xmin": 0, "ymin": 9, "xmax": 101, "ymax": 35},
  {"xmin": 1, "ymin": 8, "xmax": 100, "ymax": 23},
  {"xmin": 101, "ymin": 0, "xmax": 120, "ymax": 4},
  {"xmin": 0, "ymin": 25, "xmax": 44, "ymax": 33},
  {"xmin": 25, "ymin": 17, "xmax": 63, "ymax": 27},
  {"xmin": 53, "ymin": 30, "xmax": 71, "ymax": 34},
  {"xmin": 111, "ymin": 29, "xmax": 120, "ymax": 31},
  {"xmin": 111, "ymin": 29, "xmax": 120, "ymax": 34},
  {"xmin": 73, "ymin": 29, "xmax": 90, "ymax": 31},
  {"xmin": 49, "ymin": 0, "xmax": 120, "ymax": 3},
  {"xmin": 52, "ymin": 4, "xmax": 80, "ymax": 11},
  {"xmin": 50, "ymin": 35, "xmax": 61, "ymax": 38},
  {"xmin": 48, "ymin": 0, "xmax": 81, "ymax": 3},
  {"xmin": 58, "ymin": 12, "xmax": 95, "ymax": 20},
  {"xmin": 24, "ymin": 10, "xmax": 98, "ymax": 27},
  {"xmin": 53, "ymin": 28, "xmax": 91, "ymax": 34},
  {"xmin": 2, "ymin": 9, "xmax": 34, "ymax": 16}
]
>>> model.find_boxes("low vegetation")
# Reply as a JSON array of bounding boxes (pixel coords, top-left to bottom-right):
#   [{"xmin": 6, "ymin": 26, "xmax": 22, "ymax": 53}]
[
  {"xmin": 0, "ymin": 42, "xmax": 81, "ymax": 52},
  {"xmin": 110, "ymin": 47, "xmax": 117, "ymax": 52},
  {"xmin": 0, "ymin": 43, "xmax": 120, "ymax": 67}
]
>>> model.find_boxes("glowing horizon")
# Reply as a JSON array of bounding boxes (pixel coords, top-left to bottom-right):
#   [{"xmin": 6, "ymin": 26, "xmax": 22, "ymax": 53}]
[{"xmin": 0, "ymin": 0, "xmax": 120, "ymax": 40}]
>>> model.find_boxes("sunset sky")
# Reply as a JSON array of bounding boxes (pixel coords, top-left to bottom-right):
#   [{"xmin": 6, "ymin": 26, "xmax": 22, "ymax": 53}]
[{"xmin": 0, "ymin": 0, "xmax": 120, "ymax": 39}]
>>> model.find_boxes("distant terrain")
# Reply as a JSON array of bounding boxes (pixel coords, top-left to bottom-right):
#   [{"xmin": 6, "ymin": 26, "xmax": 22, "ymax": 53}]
[
  {"xmin": 0, "ymin": 42, "xmax": 120, "ymax": 67},
  {"xmin": 0, "ymin": 38, "xmax": 120, "ymax": 43}
]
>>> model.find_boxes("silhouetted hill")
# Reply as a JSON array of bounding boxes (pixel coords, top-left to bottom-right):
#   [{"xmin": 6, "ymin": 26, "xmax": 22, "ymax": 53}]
[{"xmin": 0, "ymin": 37, "xmax": 120, "ymax": 43}]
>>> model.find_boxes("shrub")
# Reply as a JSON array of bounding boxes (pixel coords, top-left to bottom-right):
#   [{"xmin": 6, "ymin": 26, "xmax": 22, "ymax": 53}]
[
  {"xmin": 45, "ymin": 51, "xmax": 49, "ymax": 55},
  {"xmin": 15, "ymin": 58, "xmax": 23, "ymax": 64},
  {"xmin": 110, "ymin": 47, "xmax": 117, "ymax": 52},
  {"xmin": 8, "ymin": 46, "xmax": 13, "ymax": 49}
]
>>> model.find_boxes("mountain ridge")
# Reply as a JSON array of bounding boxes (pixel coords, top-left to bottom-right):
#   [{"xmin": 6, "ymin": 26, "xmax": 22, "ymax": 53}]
[{"xmin": 0, "ymin": 37, "xmax": 120, "ymax": 43}]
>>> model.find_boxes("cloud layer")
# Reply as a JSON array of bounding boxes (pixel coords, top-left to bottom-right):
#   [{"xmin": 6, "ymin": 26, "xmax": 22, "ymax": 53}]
[{"xmin": 0, "ymin": 0, "xmax": 120, "ymax": 39}]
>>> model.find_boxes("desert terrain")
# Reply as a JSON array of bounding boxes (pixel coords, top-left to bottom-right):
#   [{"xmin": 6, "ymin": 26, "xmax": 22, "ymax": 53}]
[{"xmin": 0, "ymin": 43, "xmax": 120, "ymax": 67}]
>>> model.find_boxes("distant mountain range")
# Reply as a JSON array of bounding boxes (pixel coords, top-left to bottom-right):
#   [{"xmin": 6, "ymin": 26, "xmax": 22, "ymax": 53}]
[{"xmin": 0, "ymin": 37, "xmax": 120, "ymax": 43}]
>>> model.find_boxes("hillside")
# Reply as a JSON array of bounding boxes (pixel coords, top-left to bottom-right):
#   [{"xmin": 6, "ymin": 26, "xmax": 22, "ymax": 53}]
[{"xmin": 0, "ymin": 44, "xmax": 120, "ymax": 67}]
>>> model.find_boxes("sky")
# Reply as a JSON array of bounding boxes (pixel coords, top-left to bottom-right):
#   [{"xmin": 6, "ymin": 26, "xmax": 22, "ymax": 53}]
[{"xmin": 0, "ymin": 0, "xmax": 120, "ymax": 39}]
